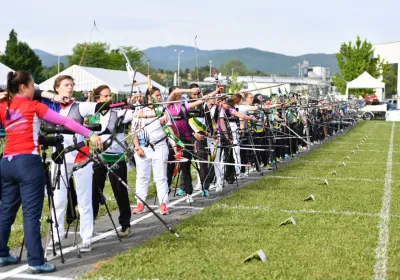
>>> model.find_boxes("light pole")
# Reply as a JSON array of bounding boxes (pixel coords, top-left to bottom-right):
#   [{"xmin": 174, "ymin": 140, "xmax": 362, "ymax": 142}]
[
  {"xmin": 209, "ymin": 60, "xmax": 212, "ymax": 77},
  {"xmin": 174, "ymin": 49, "xmax": 184, "ymax": 86}
]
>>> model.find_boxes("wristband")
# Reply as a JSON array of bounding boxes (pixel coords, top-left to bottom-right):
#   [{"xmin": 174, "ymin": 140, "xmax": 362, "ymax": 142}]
[{"xmin": 88, "ymin": 131, "xmax": 94, "ymax": 138}]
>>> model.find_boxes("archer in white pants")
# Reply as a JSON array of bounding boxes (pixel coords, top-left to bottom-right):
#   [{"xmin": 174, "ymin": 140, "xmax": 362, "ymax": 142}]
[
  {"xmin": 51, "ymin": 160, "xmax": 93, "ymax": 244},
  {"xmin": 134, "ymin": 144, "xmax": 169, "ymax": 205}
]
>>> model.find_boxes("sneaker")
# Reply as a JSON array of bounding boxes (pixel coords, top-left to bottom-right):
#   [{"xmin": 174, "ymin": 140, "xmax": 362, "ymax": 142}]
[
  {"xmin": 46, "ymin": 241, "xmax": 60, "ymax": 251},
  {"xmin": 132, "ymin": 202, "xmax": 145, "ymax": 214},
  {"xmin": 160, "ymin": 203, "xmax": 169, "ymax": 215},
  {"xmin": 215, "ymin": 184, "xmax": 223, "ymax": 192},
  {"xmin": 209, "ymin": 184, "xmax": 216, "ymax": 190},
  {"xmin": 26, "ymin": 263, "xmax": 56, "ymax": 274},
  {"xmin": 284, "ymin": 154, "xmax": 289, "ymax": 159},
  {"xmin": 201, "ymin": 190, "xmax": 209, "ymax": 197},
  {"xmin": 176, "ymin": 189, "xmax": 185, "ymax": 196},
  {"xmin": 276, "ymin": 157, "xmax": 280, "ymax": 163},
  {"xmin": 79, "ymin": 242, "xmax": 92, "ymax": 253},
  {"xmin": 265, "ymin": 164, "xmax": 272, "ymax": 170},
  {"xmin": 186, "ymin": 194, "xmax": 194, "ymax": 203},
  {"xmin": 119, "ymin": 226, "xmax": 132, "ymax": 237},
  {"xmin": 193, "ymin": 182, "xmax": 202, "ymax": 191},
  {"xmin": 0, "ymin": 255, "xmax": 18, "ymax": 267}
]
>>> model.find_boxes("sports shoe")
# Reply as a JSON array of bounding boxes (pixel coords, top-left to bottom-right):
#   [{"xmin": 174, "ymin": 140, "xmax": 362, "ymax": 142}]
[
  {"xmin": 265, "ymin": 164, "xmax": 272, "ymax": 170},
  {"xmin": 132, "ymin": 202, "xmax": 145, "ymax": 214},
  {"xmin": 276, "ymin": 157, "xmax": 280, "ymax": 163},
  {"xmin": 160, "ymin": 203, "xmax": 169, "ymax": 215},
  {"xmin": 209, "ymin": 184, "xmax": 216, "ymax": 189},
  {"xmin": 215, "ymin": 184, "xmax": 223, "ymax": 192},
  {"xmin": 119, "ymin": 226, "xmax": 132, "ymax": 237},
  {"xmin": 284, "ymin": 154, "xmax": 289, "ymax": 159},
  {"xmin": 0, "ymin": 255, "xmax": 18, "ymax": 267},
  {"xmin": 176, "ymin": 189, "xmax": 185, "ymax": 196},
  {"xmin": 193, "ymin": 182, "xmax": 202, "ymax": 191},
  {"xmin": 46, "ymin": 240, "xmax": 60, "ymax": 251},
  {"xmin": 26, "ymin": 263, "xmax": 56, "ymax": 274},
  {"xmin": 201, "ymin": 190, "xmax": 209, "ymax": 197},
  {"xmin": 186, "ymin": 194, "xmax": 194, "ymax": 203},
  {"xmin": 79, "ymin": 242, "xmax": 92, "ymax": 253}
]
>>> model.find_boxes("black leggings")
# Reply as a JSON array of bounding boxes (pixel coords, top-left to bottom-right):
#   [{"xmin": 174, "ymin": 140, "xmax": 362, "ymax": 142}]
[{"xmin": 92, "ymin": 161, "xmax": 131, "ymax": 228}]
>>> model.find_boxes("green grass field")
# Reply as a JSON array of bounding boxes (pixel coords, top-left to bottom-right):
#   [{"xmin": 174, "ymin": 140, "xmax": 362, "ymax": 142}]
[{"xmin": 82, "ymin": 121, "xmax": 400, "ymax": 280}]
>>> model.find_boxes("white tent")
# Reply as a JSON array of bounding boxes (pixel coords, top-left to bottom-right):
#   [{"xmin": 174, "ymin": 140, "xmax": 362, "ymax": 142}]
[
  {"xmin": 0, "ymin": 62, "xmax": 15, "ymax": 89},
  {"xmin": 345, "ymin": 71, "xmax": 385, "ymax": 101},
  {"xmin": 39, "ymin": 65, "xmax": 166, "ymax": 94}
]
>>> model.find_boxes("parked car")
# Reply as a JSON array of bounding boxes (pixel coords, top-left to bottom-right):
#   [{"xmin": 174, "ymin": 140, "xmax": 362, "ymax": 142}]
[{"xmin": 386, "ymin": 99, "xmax": 397, "ymax": 110}]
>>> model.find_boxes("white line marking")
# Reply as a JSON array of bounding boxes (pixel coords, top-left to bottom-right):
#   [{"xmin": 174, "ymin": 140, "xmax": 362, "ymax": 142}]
[
  {"xmin": 143, "ymin": 205, "xmax": 205, "ymax": 210},
  {"xmin": 267, "ymin": 175, "xmax": 385, "ymax": 183},
  {"xmin": 298, "ymin": 159, "xmax": 400, "ymax": 165},
  {"xmin": 374, "ymin": 121, "xmax": 395, "ymax": 280},
  {"xmin": 10, "ymin": 274, "xmax": 72, "ymax": 280},
  {"xmin": 217, "ymin": 204, "xmax": 400, "ymax": 219},
  {"xmin": 0, "ymin": 191, "xmax": 202, "ymax": 280}
]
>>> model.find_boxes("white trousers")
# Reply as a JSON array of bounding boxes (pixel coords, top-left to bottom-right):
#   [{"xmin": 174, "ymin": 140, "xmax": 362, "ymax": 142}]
[
  {"xmin": 51, "ymin": 162, "xmax": 93, "ymax": 244},
  {"xmin": 213, "ymin": 137, "xmax": 224, "ymax": 185},
  {"xmin": 134, "ymin": 144, "xmax": 169, "ymax": 204},
  {"xmin": 230, "ymin": 123, "xmax": 241, "ymax": 175}
]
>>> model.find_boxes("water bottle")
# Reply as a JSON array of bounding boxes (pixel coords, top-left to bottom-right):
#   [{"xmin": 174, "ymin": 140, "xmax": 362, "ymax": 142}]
[{"xmin": 260, "ymin": 110, "xmax": 265, "ymax": 122}]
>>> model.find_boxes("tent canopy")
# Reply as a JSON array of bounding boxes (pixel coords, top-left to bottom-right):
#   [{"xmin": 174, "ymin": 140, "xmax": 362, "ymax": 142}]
[
  {"xmin": 39, "ymin": 65, "xmax": 166, "ymax": 94},
  {"xmin": 345, "ymin": 71, "xmax": 385, "ymax": 100},
  {"xmin": 0, "ymin": 62, "xmax": 15, "ymax": 89}
]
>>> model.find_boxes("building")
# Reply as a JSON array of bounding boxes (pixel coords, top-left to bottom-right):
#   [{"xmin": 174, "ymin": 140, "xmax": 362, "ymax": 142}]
[{"xmin": 374, "ymin": 41, "xmax": 400, "ymax": 97}]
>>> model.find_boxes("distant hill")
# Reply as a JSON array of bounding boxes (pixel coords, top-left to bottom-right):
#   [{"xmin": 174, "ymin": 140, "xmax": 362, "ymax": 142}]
[
  {"xmin": 143, "ymin": 45, "xmax": 338, "ymax": 76},
  {"xmin": 33, "ymin": 49, "xmax": 67, "ymax": 67},
  {"xmin": 34, "ymin": 46, "xmax": 338, "ymax": 75}
]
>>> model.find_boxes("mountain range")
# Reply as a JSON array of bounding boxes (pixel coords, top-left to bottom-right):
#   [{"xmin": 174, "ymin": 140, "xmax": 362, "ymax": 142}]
[{"xmin": 34, "ymin": 46, "xmax": 338, "ymax": 76}]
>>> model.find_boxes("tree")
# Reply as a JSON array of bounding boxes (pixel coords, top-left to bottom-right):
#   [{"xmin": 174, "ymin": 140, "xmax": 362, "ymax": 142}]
[
  {"xmin": 383, "ymin": 64, "xmax": 398, "ymax": 98},
  {"xmin": 67, "ymin": 42, "xmax": 142, "ymax": 70},
  {"xmin": 0, "ymin": 29, "xmax": 43, "ymax": 82},
  {"xmin": 219, "ymin": 59, "xmax": 249, "ymax": 76},
  {"xmin": 332, "ymin": 36, "xmax": 391, "ymax": 96},
  {"xmin": 227, "ymin": 73, "xmax": 244, "ymax": 94},
  {"xmin": 41, "ymin": 63, "xmax": 66, "ymax": 81}
]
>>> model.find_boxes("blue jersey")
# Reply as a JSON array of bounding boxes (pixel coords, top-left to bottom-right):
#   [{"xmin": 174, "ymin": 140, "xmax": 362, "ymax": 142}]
[{"xmin": 41, "ymin": 99, "xmax": 61, "ymax": 113}]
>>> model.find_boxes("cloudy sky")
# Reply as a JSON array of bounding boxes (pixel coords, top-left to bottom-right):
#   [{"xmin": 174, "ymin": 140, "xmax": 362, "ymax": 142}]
[{"xmin": 0, "ymin": 0, "xmax": 398, "ymax": 57}]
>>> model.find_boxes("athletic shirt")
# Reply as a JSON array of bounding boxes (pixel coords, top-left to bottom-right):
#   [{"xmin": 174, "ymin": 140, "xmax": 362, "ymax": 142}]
[
  {"xmin": 137, "ymin": 107, "xmax": 171, "ymax": 147},
  {"xmin": 167, "ymin": 103, "xmax": 191, "ymax": 141},
  {"xmin": 58, "ymin": 101, "xmax": 97, "ymax": 163},
  {"xmin": 87, "ymin": 109, "xmax": 133, "ymax": 162},
  {"xmin": 0, "ymin": 95, "xmax": 48, "ymax": 155},
  {"xmin": 217, "ymin": 107, "xmax": 235, "ymax": 134}
]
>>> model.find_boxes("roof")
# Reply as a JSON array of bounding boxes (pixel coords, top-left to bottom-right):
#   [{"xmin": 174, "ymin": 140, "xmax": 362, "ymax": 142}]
[
  {"xmin": 39, "ymin": 65, "xmax": 166, "ymax": 94},
  {"xmin": 346, "ymin": 71, "xmax": 385, "ymax": 89}
]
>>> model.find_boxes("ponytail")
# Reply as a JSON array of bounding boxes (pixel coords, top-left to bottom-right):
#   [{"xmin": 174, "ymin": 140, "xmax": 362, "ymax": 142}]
[
  {"xmin": 5, "ymin": 70, "xmax": 33, "ymax": 120},
  {"xmin": 5, "ymin": 72, "xmax": 13, "ymax": 120}
]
